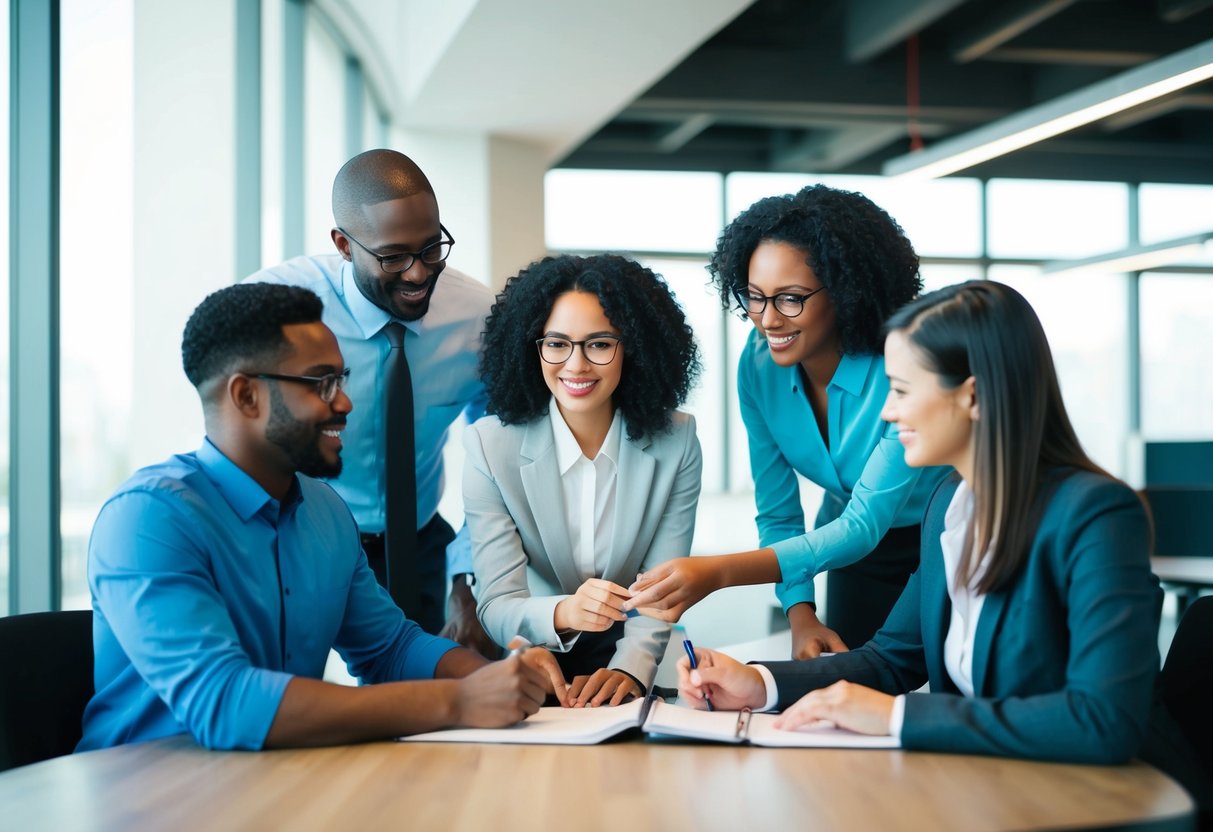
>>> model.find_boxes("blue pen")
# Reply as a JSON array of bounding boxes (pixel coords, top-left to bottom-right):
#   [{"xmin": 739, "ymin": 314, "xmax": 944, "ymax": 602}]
[{"xmin": 682, "ymin": 638, "xmax": 714, "ymax": 711}]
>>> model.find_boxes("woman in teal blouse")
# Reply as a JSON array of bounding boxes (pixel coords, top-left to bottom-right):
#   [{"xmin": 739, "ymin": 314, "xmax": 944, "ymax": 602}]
[{"xmin": 627, "ymin": 185, "xmax": 946, "ymax": 657}]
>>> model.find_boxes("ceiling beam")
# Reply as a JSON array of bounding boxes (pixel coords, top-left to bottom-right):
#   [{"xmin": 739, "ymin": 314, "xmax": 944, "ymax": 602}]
[
  {"xmin": 950, "ymin": 0, "xmax": 1079, "ymax": 64},
  {"xmin": 980, "ymin": 47, "xmax": 1157, "ymax": 67},
  {"xmin": 1100, "ymin": 91, "xmax": 1213, "ymax": 130},
  {"xmin": 844, "ymin": 0, "xmax": 968, "ymax": 63},
  {"xmin": 656, "ymin": 114, "xmax": 715, "ymax": 153},
  {"xmin": 771, "ymin": 125, "xmax": 907, "ymax": 171},
  {"xmin": 1157, "ymin": 0, "xmax": 1213, "ymax": 23}
]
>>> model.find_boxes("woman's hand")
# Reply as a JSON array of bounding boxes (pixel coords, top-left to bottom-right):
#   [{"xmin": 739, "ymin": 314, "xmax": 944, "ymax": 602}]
[
  {"xmin": 772, "ymin": 680, "xmax": 894, "ymax": 735},
  {"xmin": 623, "ymin": 558, "xmax": 721, "ymax": 622},
  {"xmin": 567, "ymin": 669, "xmax": 641, "ymax": 707},
  {"xmin": 675, "ymin": 647, "xmax": 767, "ymax": 711},
  {"xmin": 787, "ymin": 603, "xmax": 849, "ymax": 659},
  {"xmin": 553, "ymin": 578, "xmax": 631, "ymax": 633}
]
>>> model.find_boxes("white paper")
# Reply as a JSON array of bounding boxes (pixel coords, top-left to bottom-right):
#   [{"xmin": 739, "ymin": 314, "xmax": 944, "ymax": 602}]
[{"xmin": 398, "ymin": 698, "xmax": 646, "ymax": 745}]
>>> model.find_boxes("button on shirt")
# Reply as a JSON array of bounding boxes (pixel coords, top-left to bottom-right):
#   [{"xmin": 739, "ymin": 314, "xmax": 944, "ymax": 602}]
[
  {"xmin": 246, "ymin": 255, "xmax": 494, "ymax": 575},
  {"xmin": 78, "ymin": 439, "xmax": 459, "ymax": 752},
  {"xmin": 550, "ymin": 398, "xmax": 623, "ymax": 583},
  {"xmin": 736, "ymin": 328, "xmax": 949, "ymax": 610}
]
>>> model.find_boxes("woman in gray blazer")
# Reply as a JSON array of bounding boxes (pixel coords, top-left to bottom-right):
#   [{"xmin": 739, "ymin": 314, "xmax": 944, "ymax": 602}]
[
  {"xmin": 464, "ymin": 254, "xmax": 702, "ymax": 707},
  {"xmin": 678, "ymin": 281, "xmax": 1162, "ymax": 764}
]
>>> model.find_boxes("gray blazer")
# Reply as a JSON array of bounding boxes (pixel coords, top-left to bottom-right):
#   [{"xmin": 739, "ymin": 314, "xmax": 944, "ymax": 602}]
[{"xmin": 462, "ymin": 411, "xmax": 702, "ymax": 688}]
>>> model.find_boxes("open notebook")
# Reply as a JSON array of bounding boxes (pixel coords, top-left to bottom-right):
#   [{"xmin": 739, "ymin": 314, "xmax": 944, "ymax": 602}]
[{"xmin": 399, "ymin": 696, "xmax": 899, "ymax": 748}]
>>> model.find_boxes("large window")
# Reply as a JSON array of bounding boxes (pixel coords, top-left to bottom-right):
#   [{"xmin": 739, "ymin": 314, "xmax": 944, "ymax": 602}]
[
  {"xmin": 986, "ymin": 179, "xmax": 1129, "ymax": 259},
  {"xmin": 1141, "ymin": 273, "xmax": 1213, "ymax": 438},
  {"xmin": 303, "ymin": 9, "xmax": 351, "ymax": 256},
  {"xmin": 59, "ymin": 0, "xmax": 135, "ymax": 610},
  {"xmin": 1, "ymin": 0, "xmax": 10, "ymax": 615}
]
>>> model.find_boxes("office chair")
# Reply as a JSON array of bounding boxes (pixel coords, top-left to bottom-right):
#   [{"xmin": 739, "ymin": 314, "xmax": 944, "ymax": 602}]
[
  {"xmin": 0, "ymin": 610, "xmax": 94, "ymax": 772},
  {"xmin": 1159, "ymin": 597, "xmax": 1213, "ymax": 768}
]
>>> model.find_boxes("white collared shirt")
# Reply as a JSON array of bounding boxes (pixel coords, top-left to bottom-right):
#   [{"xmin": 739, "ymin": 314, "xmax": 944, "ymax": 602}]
[
  {"xmin": 940, "ymin": 480, "xmax": 990, "ymax": 698},
  {"xmin": 549, "ymin": 398, "xmax": 622, "ymax": 582}
]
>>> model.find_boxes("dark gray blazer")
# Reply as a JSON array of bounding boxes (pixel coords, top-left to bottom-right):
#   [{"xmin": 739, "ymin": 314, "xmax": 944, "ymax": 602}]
[{"xmin": 764, "ymin": 470, "xmax": 1162, "ymax": 764}]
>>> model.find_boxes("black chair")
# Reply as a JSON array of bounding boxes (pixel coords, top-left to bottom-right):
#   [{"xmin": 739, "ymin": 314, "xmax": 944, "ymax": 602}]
[
  {"xmin": 1152, "ymin": 596, "xmax": 1213, "ymax": 829},
  {"xmin": 0, "ymin": 611, "xmax": 94, "ymax": 772}
]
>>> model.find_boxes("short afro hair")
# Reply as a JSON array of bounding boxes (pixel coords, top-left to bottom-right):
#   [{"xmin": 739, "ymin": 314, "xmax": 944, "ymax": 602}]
[
  {"xmin": 708, "ymin": 184, "xmax": 921, "ymax": 355},
  {"xmin": 480, "ymin": 254, "xmax": 700, "ymax": 441},
  {"xmin": 182, "ymin": 283, "xmax": 324, "ymax": 388}
]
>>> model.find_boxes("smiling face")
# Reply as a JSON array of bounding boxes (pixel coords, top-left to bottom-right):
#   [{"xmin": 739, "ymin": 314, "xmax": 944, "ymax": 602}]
[
  {"xmin": 338, "ymin": 192, "xmax": 446, "ymax": 321},
  {"xmin": 881, "ymin": 330, "xmax": 976, "ymax": 478},
  {"xmin": 745, "ymin": 240, "xmax": 839, "ymax": 372},
  {"xmin": 539, "ymin": 291, "xmax": 623, "ymax": 432},
  {"xmin": 262, "ymin": 322, "xmax": 352, "ymax": 479}
]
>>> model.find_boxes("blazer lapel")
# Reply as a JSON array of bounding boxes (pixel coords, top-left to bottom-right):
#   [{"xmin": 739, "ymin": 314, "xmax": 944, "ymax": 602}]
[
  {"xmin": 970, "ymin": 590, "xmax": 1010, "ymax": 696},
  {"xmin": 519, "ymin": 418, "xmax": 582, "ymax": 592},
  {"xmin": 606, "ymin": 430, "xmax": 655, "ymax": 579}
]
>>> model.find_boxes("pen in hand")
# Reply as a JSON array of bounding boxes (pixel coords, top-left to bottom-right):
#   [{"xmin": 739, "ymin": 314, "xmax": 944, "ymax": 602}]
[
  {"xmin": 507, "ymin": 636, "xmax": 533, "ymax": 658},
  {"xmin": 682, "ymin": 638, "xmax": 714, "ymax": 711}
]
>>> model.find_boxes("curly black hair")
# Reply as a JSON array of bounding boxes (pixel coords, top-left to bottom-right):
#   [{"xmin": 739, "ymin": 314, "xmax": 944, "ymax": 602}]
[
  {"xmin": 708, "ymin": 184, "xmax": 921, "ymax": 355},
  {"xmin": 182, "ymin": 282, "xmax": 323, "ymax": 388},
  {"xmin": 480, "ymin": 254, "xmax": 700, "ymax": 441}
]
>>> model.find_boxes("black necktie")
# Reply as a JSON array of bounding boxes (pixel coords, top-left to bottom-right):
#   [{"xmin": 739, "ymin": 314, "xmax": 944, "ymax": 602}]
[{"xmin": 382, "ymin": 322, "xmax": 418, "ymax": 613}]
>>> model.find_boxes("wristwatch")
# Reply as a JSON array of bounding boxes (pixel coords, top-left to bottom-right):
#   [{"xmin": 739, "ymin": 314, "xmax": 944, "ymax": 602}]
[{"xmin": 453, "ymin": 572, "xmax": 476, "ymax": 588}]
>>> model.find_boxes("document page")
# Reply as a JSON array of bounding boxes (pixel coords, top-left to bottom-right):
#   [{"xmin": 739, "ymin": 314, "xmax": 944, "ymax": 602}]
[
  {"xmin": 398, "ymin": 698, "xmax": 646, "ymax": 745},
  {"xmin": 642, "ymin": 702, "xmax": 746, "ymax": 743},
  {"xmin": 745, "ymin": 712, "xmax": 900, "ymax": 748}
]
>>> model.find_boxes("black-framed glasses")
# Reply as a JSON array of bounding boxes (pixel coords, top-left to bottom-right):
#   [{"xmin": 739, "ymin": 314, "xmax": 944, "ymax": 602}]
[
  {"xmin": 253, "ymin": 368, "xmax": 351, "ymax": 403},
  {"xmin": 337, "ymin": 224, "xmax": 455, "ymax": 273},
  {"xmin": 534, "ymin": 335, "xmax": 622, "ymax": 366},
  {"xmin": 733, "ymin": 286, "xmax": 827, "ymax": 318}
]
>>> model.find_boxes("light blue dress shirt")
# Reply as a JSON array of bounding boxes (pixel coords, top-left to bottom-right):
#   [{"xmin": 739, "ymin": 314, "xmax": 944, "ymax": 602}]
[
  {"xmin": 78, "ymin": 439, "xmax": 460, "ymax": 751},
  {"xmin": 247, "ymin": 255, "xmax": 494, "ymax": 576},
  {"xmin": 737, "ymin": 328, "xmax": 948, "ymax": 611}
]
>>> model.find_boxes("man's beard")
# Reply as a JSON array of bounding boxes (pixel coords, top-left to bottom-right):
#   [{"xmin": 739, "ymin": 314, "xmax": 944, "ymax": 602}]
[{"xmin": 265, "ymin": 383, "xmax": 343, "ymax": 479}]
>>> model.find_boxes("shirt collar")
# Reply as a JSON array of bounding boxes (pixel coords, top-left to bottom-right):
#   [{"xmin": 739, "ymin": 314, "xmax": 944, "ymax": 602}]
[
  {"xmin": 196, "ymin": 437, "xmax": 304, "ymax": 523},
  {"xmin": 549, "ymin": 397, "xmax": 623, "ymax": 474},
  {"xmin": 340, "ymin": 259, "xmax": 420, "ymax": 340},
  {"xmin": 781, "ymin": 352, "xmax": 873, "ymax": 398}
]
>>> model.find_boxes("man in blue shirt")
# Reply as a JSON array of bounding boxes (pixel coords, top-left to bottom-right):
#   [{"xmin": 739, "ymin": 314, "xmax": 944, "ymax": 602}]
[
  {"xmin": 79, "ymin": 283, "xmax": 562, "ymax": 751},
  {"xmin": 247, "ymin": 149, "xmax": 495, "ymax": 654}
]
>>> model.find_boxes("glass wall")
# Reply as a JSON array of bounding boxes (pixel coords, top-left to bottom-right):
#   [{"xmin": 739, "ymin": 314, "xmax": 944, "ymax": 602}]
[
  {"xmin": 59, "ymin": 0, "xmax": 136, "ymax": 610},
  {"xmin": 1141, "ymin": 273, "xmax": 1213, "ymax": 437},
  {"xmin": 303, "ymin": 9, "xmax": 349, "ymax": 256},
  {"xmin": 1, "ymin": 0, "xmax": 10, "ymax": 615}
]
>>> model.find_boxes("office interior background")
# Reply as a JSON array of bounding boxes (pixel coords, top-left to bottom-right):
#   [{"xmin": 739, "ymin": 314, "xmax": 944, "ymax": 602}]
[{"xmin": 3, "ymin": 0, "xmax": 1213, "ymax": 645}]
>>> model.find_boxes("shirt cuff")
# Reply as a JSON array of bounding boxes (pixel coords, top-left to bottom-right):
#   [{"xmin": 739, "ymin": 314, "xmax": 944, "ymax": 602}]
[
  {"xmin": 888, "ymin": 694, "xmax": 906, "ymax": 740},
  {"xmin": 752, "ymin": 664, "xmax": 780, "ymax": 712},
  {"xmin": 444, "ymin": 525, "xmax": 474, "ymax": 581}
]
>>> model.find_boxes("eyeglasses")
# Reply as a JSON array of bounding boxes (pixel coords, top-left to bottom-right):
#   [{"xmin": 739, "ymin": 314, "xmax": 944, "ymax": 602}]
[
  {"xmin": 337, "ymin": 224, "xmax": 455, "ymax": 273},
  {"xmin": 534, "ymin": 335, "xmax": 622, "ymax": 366},
  {"xmin": 253, "ymin": 368, "xmax": 351, "ymax": 403},
  {"xmin": 733, "ymin": 286, "xmax": 827, "ymax": 318}
]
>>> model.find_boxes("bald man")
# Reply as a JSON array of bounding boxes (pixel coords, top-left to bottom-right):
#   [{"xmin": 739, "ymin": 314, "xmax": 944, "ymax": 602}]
[{"xmin": 247, "ymin": 149, "xmax": 496, "ymax": 657}]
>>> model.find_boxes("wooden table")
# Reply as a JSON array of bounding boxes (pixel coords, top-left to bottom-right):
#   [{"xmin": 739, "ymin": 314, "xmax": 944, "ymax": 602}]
[{"xmin": 0, "ymin": 732, "xmax": 1194, "ymax": 831}]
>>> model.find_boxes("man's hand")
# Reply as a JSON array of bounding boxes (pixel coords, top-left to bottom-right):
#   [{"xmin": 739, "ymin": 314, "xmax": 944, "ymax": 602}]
[
  {"xmin": 623, "ymin": 557, "xmax": 721, "ymax": 622},
  {"xmin": 440, "ymin": 578, "xmax": 500, "ymax": 660},
  {"xmin": 676, "ymin": 647, "xmax": 767, "ymax": 711},
  {"xmin": 772, "ymin": 680, "xmax": 894, "ymax": 736},
  {"xmin": 450, "ymin": 653, "xmax": 547, "ymax": 728},
  {"xmin": 553, "ymin": 578, "xmax": 630, "ymax": 633},
  {"xmin": 517, "ymin": 645, "xmax": 570, "ymax": 707},
  {"xmin": 788, "ymin": 602, "xmax": 849, "ymax": 659},
  {"xmin": 567, "ymin": 669, "xmax": 641, "ymax": 708}
]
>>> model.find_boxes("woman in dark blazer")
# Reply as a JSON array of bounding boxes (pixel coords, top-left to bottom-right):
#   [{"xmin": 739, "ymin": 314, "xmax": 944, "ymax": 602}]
[{"xmin": 678, "ymin": 280, "xmax": 1162, "ymax": 763}]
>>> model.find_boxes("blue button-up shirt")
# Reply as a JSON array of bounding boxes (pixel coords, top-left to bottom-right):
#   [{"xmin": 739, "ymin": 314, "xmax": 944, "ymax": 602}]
[
  {"xmin": 737, "ymin": 328, "xmax": 948, "ymax": 611},
  {"xmin": 78, "ymin": 440, "xmax": 460, "ymax": 751},
  {"xmin": 247, "ymin": 255, "xmax": 493, "ymax": 575}
]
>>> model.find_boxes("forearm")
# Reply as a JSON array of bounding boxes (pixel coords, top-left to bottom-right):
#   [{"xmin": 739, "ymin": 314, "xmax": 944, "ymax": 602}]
[
  {"xmin": 713, "ymin": 548, "xmax": 782, "ymax": 588},
  {"xmin": 263, "ymin": 676, "xmax": 461, "ymax": 747},
  {"xmin": 434, "ymin": 645, "xmax": 490, "ymax": 678}
]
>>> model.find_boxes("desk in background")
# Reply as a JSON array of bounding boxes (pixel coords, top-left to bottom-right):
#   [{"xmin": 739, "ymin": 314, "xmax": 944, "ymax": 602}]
[{"xmin": 0, "ymin": 731, "xmax": 1194, "ymax": 831}]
